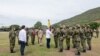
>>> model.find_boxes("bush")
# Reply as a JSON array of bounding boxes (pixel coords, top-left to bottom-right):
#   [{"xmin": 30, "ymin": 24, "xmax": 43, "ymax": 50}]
[{"xmin": 89, "ymin": 22, "xmax": 99, "ymax": 29}]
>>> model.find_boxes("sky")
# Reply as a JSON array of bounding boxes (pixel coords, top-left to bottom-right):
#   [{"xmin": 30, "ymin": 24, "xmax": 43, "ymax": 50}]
[{"xmin": 0, "ymin": 0, "xmax": 100, "ymax": 27}]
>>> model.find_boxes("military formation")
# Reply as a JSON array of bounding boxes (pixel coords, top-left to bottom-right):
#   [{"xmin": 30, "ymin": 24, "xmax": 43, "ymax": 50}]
[
  {"xmin": 9, "ymin": 24, "xmax": 99, "ymax": 56},
  {"xmin": 51, "ymin": 24, "xmax": 98, "ymax": 55}
]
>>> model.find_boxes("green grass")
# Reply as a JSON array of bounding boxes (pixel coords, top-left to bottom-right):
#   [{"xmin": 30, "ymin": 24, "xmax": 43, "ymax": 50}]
[{"xmin": 0, "ymin": 32, "xmax": 100, "ymax": 56}]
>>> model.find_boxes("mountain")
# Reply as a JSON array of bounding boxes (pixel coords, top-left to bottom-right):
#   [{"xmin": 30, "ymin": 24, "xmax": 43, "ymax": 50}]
[{"xmin": 54, "ymin": 7, "xmax": 100, "ymax": 26}]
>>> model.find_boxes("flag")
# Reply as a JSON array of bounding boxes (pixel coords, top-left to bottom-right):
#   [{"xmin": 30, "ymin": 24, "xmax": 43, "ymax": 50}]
[{"xmin": 48, "ymin": 19, "xmax": 51, "ymax": 28}]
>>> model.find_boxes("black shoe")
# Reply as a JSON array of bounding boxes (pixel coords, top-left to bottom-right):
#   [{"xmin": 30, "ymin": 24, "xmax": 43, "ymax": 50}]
[
  {"xmin": 66, "ymin": 47, "xmax": 70, "ymax": 50},
  {"xmin": 82, "ymin": 49, "xmax": 86, "ymax": 53},
  {"xmin": 59, "ymin": 49, "xmax": 63, "ymax": 52},
  {"xmin": 88, "ymin": 47, "xmax": 91, "ymax": 50},
  {"xmin": 76, "ymin": 52, "xmax": 81, "ymax": 55},
  {"xmin": 10, "ymin": 50, "xmax": 15, "ymax": 53}
]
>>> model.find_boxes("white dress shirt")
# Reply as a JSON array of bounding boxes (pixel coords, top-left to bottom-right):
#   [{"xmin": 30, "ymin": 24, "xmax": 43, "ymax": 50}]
[
  {"xmin": 46, "ymin": 29, "xmax": 52, "ymax": 39},
  {"xmin": 18, "ymin": 29, "xmax": 26, "ymax": 42}
]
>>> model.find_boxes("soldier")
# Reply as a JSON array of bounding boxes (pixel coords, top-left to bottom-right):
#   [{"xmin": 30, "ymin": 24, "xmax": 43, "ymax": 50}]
[
  {"xmin": 38, "ymin": 28, "xmax": 44, "ymax": 46},
  {"xmin": 85, "ymin": 25, "xmax": 93, "ymax": 50},
  {"xmin": 65, "ymin": 25, "xmax": 71, "ymax": 50},
  {"xmin": 16, "ymin": 29, "xmax": 20, "ymax": 45},
  {"xmin": 31, "ymin": 28, "xmax": 36, "ymax": 45},
  {"xmin": 53, "ymin": 27, "xmax": 59, "ymax": 48},
  {"xmin": 9, "ymin": 27, "xmax": 16, "ymax": 53},
  {"xmin": 80, "ymin": 25, "xmax": 86, "ymax": 52},
  {"xmin": 58, "ymin": 26, "xmax": 66, "ymax": 52},
  {"xmin": 74, "ymin": 24, "xmax": 81, "ymax": 55},
  {"xmin": 95, "ymin": 28, "xmax": 99, "ymax": 38},
  {"xmin": 72, "ymin": 26, "xmax": 76, "ymax": 48},
  {"xmin": 26, "ymin": 28, "xmax": 29, "ymax": 46}
]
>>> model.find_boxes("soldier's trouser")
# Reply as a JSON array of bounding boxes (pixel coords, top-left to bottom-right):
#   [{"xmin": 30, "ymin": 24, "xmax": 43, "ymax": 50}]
[
  {"xmin": 59, "ymin": 38, "xmax": 63, "ymax": 51},
  {"xmin": 76, "ymin": 41, "xmax": 81, "ymax": 53},
  {"xmin": 10, "ymin": 38, "xmax": 15, "ymax": 51},
  {"xmin": 96, "ymin": 32, "xmax": 99, "ymax": 38},
  {"xmin": 26, "ymin": 36, "xmax": 29, "ymax": 45},
  {"xmin": 81, "ymin": 38, "xmax": 86, "ymax": 51},
  {"xmin": 31, "ymin": 36, "xmax": 35, "ymax": 45},
  {"xmin": 87, "ymin": 38, "xmax": 92, "ymax": 49},
  {"xmin": 66, "ymin": 37, "xmax": 70, "ymax": 49},
  {"xmin": 54, "ymin": 37, "xmax": 58, "ymax": 48},
  {"xmin": 39, "ymin": 37, "xmax": 43, "ymax": 45},
  {"xmin": 72, "ymin": 36, "xmax": 76, "ymax": 48}
]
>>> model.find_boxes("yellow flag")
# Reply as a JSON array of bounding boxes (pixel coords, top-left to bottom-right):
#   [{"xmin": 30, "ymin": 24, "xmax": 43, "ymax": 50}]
[{"xmin": 48, "ymin": 19, "xmax": 51, "ymax": 28}]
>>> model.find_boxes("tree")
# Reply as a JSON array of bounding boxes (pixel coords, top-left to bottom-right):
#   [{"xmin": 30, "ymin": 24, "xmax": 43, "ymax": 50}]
[
  {"xmin": 34, "ymin": 21, "xmax": 42, "ymax": 29},
  {"xmin": 89, "ymin": 22, "xmax": 100, "ymax": 29},
  {"xmin": 10, "ymin": 25, "xmax": 20, "ymax": 30},
  {"xmin": 0, "ymin": 26, "xmax": 10, "ymax": 31}
]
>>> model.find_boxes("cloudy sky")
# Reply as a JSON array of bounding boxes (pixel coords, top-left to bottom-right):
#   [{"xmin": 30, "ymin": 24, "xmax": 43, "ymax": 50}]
[{"xmin": 0, "ymin": 0, "xmax": 100, "ymax": 27}]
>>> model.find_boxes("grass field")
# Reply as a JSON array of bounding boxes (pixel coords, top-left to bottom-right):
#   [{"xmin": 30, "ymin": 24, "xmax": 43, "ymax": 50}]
[{"xmin": 0, "ymin": 32, "xmax": 100, "ymax": 56}]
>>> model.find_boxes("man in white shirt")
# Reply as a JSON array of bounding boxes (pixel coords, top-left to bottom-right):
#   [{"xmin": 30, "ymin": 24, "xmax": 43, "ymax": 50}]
[
  {"xmin": 18, "ymin": 25, "xmax": 26, "ymax": 56},
  {"xmin": 46, "ymin": 28, "xmax": 52, "ymax": 48}
]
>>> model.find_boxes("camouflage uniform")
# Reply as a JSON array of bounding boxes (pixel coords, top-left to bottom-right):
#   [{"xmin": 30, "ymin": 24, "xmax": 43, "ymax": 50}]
[
  {"xmin": 74, "ymin": 25, "xmax": 81, "ymax": 55},
  {"xmin": 95, "ymin": 28, "xmax": 99, "ymax": 38},
  {"xmin": 26, "ymin": 28, "xmax": 29, "ymax": 46},
  {"xmin": 72, "ymin": 27, "xmax": 76, "ymax": 48},
  {"xmin": 80, "ymin": 25, "xmax": 86, "ymax": 52},
  {"xmin": 65, "ymin": 26, "xmax": 71, "ymax": 50},
  {"xmin": 16, "ymin": 30, "xmax": 20, "ymax": 45},
  {"xmin": 53, "ymin": 28, "xmax": 59, "ymax": 48},
  {"xmin": 58, "ymin": 27, "xmax": 65, "ymax": 52},
  {"xmin": 9, "ymin": 27, "xmax": 16, "ymax": 53},
  {"xmin": 85, "ymin": 25, "xmax": 93, "ymax": 50},
  {"xmin": 31, "ymin": 28, "xmax": 36, "ymax": 45}
]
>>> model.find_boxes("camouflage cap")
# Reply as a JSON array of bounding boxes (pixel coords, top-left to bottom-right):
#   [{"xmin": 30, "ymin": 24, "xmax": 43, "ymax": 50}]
[
  {"xmin": 76, "ymin": 24, "xmax": 81, "ymax": 28},
  {"xmin": 72, "ymin": 26, "xmax": 76, "ymax": 29},
  {"xmin": 66, "ymin": 25, "xmax": 69, "ymax": 28},
  {"xmin": 11, "ymin": 26, "xmax": 15, "ymax": 31}
]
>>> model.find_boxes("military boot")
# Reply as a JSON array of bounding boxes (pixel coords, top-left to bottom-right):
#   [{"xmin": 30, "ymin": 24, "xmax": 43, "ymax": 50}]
[
  {"xmin": 10, "ymin": 49, "xmax": 15, "ymax": 53},
  {"xmin": 76, "ymin": 52, "xmax": 81, "ymax": 55},
  {"xmin": 82, "ymin": 49, "xmax": 86, "ymax": 52},
  {"xmin": 88, "ymin": 46, "xmax": 91, "ymax": 50},
  {"xmin": 65, "ymin": 46, "xmax": 70, "ymax": 50},
  {"xmin": 59, "ymin": 49, "xmax": 63, "ymax": 52}
]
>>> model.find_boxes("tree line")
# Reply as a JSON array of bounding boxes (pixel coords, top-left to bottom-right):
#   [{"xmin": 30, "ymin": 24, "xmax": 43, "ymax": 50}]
[
  {"xmin": 0, "ymin": 21, "xmax": 47, "ymax": 32},
  {"xmin": 0, "ymin": 22, "xmax": 99, "ymax": 32}
]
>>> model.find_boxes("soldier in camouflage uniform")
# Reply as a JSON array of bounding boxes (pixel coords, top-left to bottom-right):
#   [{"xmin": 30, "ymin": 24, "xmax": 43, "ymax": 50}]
[
  {"xmin": 65, "ymin": 25, "xmax": 71, "ymax": 50},
  {"xmin": 80, "ymin": 25, "xmax": 86, "ymax": 52},
  {"xmin": 58, "ymin": 26, "xmax": 66, "ymax": 52},
  {"xmin": 16, "ymin": 29, "xmax": 20, "ymax": 45},
  {"xmin": 72, "ymin": 26, "xmax": 76, "ymax": 48},
  {"xmin": 26, "ymin": 28, "xmax": 29, "ymax": 46},
  {"xmin": 74, "ymin": 25, "xmax": 81, "ymax": 55},
  {"xmin": 85, "ymin": 25, "xmax": 93, "ymax": 50},
  {"xmin": 95, "ymin": 28, "xmax": 99, "ymax": 38},
  {"xmin": 52, "ymin": 27, "xmax": 59, "ymax": 48},
  {"xmin": 9, "ymin": 27, "xmax": 16, "ymax": 53},
  {"xmin": 31, "ymin": 28, "xmax": 36, "ymax": 45}
]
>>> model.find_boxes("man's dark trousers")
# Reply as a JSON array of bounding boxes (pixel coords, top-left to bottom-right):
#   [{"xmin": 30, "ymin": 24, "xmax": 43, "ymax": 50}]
[
  {"xmin": 46, "ymin": 38, "xmax": 51, "ymax": 48},
  {"xmin": 20, "ymin": 41, "xmax": 26, "ymax": 56}
]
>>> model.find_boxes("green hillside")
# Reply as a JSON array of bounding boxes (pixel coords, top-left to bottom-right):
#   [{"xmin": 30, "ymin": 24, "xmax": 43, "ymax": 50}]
[{"xmin": 54, "ymin": 7, "xmax": 100, "ymax": 26}]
